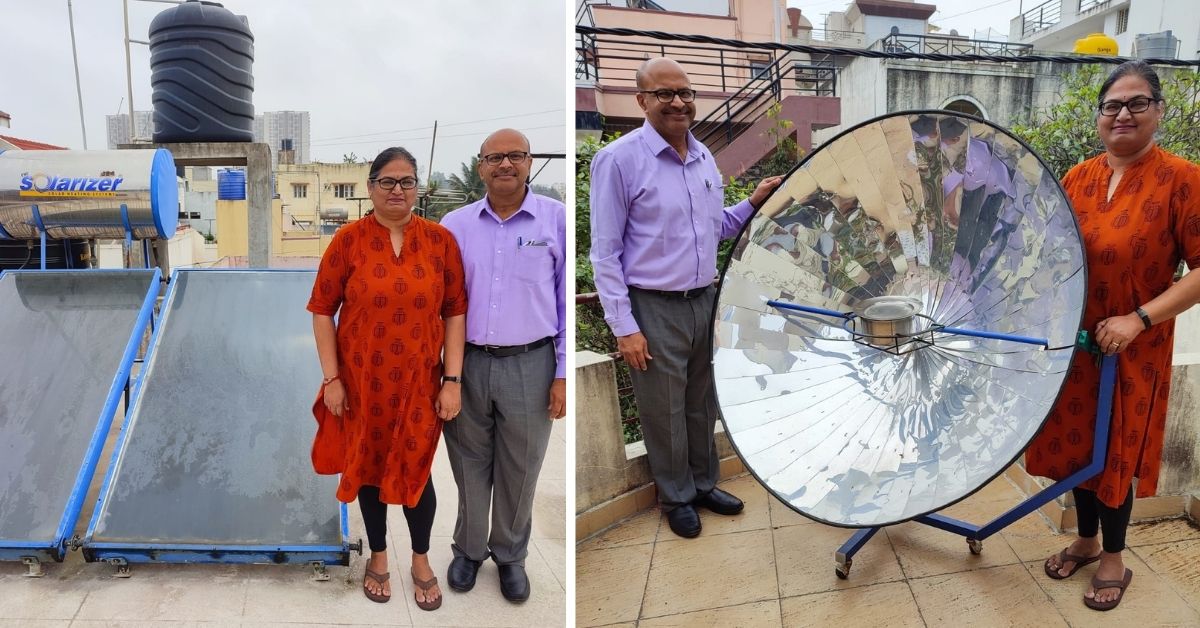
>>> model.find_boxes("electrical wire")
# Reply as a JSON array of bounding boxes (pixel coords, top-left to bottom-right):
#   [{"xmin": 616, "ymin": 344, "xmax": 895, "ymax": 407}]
[{"xmin": 577, "ymin": 25, "xmax": 1200, "ymax": 66}]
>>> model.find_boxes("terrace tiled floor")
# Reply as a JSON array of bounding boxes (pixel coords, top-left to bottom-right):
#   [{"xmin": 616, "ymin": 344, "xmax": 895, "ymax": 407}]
[
  {"xmin": 0, "ymin": 421, "xmax": 567, "ymax": 628},
  {"xmin": 577, "ymin": 472, "xmax": 1200, "ymax": 627}
]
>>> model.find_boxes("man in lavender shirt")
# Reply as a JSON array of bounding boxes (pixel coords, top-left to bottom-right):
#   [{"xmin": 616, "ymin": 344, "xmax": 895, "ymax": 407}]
[
  {"xmin": 440, "ymin": 128, "xmax": 566, "ymax": 601},
  {"xmin": 590, "ymin": 58, "xmax": 782, "ymax": 538}
]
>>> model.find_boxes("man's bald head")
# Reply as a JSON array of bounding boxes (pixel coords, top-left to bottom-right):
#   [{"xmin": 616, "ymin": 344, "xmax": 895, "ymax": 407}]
[
  {"xmin": 633, "ymin": 58, "xmax": 695, "ymax": 146},
  {"xmin": 635, "ymin": 57, "xmax": 688, "ymax": 90},
  {"xmin": 477, "ymin": 127, "xmax": 532, "ymax": 199},
  {"xmin": 480, "ymin": 128, "xmax": 530, "ymax": 156}
]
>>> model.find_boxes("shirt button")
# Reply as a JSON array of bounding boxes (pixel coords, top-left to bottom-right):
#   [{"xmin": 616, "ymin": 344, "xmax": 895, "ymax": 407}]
[{"xmin": 494, "ymin": 277, "xmax": 499, "ymax": 281}]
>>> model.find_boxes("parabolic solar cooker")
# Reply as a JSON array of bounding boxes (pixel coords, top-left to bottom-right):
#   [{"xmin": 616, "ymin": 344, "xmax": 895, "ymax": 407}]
[{"xmin": 711, "ymin": 111, "xmax": 1117, "ymax": 578}]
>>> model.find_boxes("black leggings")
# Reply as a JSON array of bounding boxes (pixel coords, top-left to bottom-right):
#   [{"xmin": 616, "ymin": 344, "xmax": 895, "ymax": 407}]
[
  {"xmin": 1074, "ymin": 485, "xmax": 1135, "ymax": 553},
  {"xmin": 358, "ymin": 480, "xmax": 436, "ymax": 554}
]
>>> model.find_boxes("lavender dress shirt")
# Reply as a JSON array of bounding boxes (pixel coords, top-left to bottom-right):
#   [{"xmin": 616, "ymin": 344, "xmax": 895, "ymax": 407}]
[
  {"xmin": 441, "ymin": 189, "xmax": 566, "ymax": 379},
  {"xmin": 590, "ymin": 120, "xmax": 755, "ymax": 337}
]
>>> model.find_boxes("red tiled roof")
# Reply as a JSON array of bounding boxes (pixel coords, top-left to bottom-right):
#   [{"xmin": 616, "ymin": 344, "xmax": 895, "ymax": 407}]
[{"xmin": 0, "ymin": 135, "xmax": 68, "ymax": 150}]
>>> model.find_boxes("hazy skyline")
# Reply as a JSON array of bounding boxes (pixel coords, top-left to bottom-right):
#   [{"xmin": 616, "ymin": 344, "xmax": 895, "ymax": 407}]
[{"xmin": 1, "ymin": 0, "xmax": 568, "ymax": 186}]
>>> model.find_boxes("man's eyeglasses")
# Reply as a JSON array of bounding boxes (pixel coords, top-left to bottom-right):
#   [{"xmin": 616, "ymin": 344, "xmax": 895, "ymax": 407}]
[
  {"xmin": 639, "ymin": 88, "xmax": 697, "ymax": 103},
  {"xmin": 481, "ymin": 151, "xmax": 530, "ymax": 166},
  {"xmin": 1098, "ymin": 96, "xmax": 1160, "ymax": 117},
  {"xmin": 371, "ymin": 176, "xmax": 418, "ymax": 190}
]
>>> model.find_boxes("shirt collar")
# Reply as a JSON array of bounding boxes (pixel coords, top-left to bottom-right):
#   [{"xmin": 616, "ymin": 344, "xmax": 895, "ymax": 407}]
[
  {"xmin": 639, "ymin": 120, "xmax": 704, "ymax": 164},
  {"xmin": 476, "ymin": 185, "xmax": 536, "ymax": 223}
]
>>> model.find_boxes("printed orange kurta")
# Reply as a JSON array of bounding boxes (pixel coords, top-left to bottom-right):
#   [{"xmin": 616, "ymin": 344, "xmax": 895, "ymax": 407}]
[
  {"xmin": 1026, "ymin": 146, "xmax": 1200, "ymax": 508},
  {"xmin": 307, "ymin": 213, "xmax": 467, "ymax": 507}
]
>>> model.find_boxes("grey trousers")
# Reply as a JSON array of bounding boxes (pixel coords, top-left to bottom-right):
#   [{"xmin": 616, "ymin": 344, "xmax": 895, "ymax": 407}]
[
  {"xmin": 443, "ymin": 342, "xmax": 555, "ymax": 565},
  {"xmin": 627, "ymin": 286, "xmax": 720, "ymax": 510}
]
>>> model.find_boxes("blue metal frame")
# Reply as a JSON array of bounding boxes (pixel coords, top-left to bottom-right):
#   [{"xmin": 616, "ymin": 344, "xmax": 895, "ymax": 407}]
[
  {"xmin": 836, "ymin": 353, "xmax": 1118, "ymax": 566},
  {"xmin": 82, "ymin": 268, "xmax": 351, "ymax": 566},
  {"xmin": 767, "ymin": 299, "xmax": 853, "ymax": 319},
  {"xmin": 0, "ymin": 269, "xmax": 161, "ymax": 563}
]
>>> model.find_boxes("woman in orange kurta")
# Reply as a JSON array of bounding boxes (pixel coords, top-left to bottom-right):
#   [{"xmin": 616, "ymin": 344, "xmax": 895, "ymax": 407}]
[
  {"xmin": 1028, "ymin": 62, "xmax": 1200, "ymax": 611},
  {"xmin": 308, "ymin": 147, "xmax": 467, "ymax": 611}
]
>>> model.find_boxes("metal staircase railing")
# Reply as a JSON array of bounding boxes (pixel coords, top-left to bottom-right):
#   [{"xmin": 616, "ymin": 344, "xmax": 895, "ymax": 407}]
[{"xmin": 690, "ymin": 57, "xmax": 836, "ymax": 155}]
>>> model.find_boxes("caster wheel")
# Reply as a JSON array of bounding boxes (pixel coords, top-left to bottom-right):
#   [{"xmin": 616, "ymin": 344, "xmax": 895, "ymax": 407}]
[
  {"xmin": 835, "ymin": 558, "xmax": 851, "ymax": 579},
  {"xmin": 967, "ymin": 539, "xmax": 983, "ymax": 555}
]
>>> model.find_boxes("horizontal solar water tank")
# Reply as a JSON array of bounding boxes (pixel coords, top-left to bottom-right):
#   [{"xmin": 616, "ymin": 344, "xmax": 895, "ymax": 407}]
[{"xmin": 0, "ymin": 149, "xmax": 178, "ymax": 240}]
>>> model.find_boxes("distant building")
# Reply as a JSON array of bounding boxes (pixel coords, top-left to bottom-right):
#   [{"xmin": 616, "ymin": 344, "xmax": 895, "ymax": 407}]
[
  {"xmin": 106, "ymin": 111, "xmax": 155, "ymax": 148},
  {"xmin": 0, "ymin": 110, "xmax": 10, "ymax": 128},
  {"xmin": 1009, "ymin": 0, "xmax": 1197, "ymax": 60},
  {"xmin": 105, "ymin": 110, "xmax": 311, "ymax": 168},
  {"xmin": 0, "ymin": 134, "xmax": 67, "ymax": 150},
  {"xmin": 255, "ymin": 111, "xmax": 311, "ymax": 168}
]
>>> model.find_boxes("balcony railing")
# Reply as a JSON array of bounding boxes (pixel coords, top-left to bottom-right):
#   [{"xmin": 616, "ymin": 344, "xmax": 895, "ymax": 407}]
[
  {"xmin": 874, "ymin": 33, "xmax": 1034, "ymax": 58},
  {"xmin": 1021, "ymin": 0, "xmax": 1062, "ymax": 37},
  {"xmin": 1078, "ymin": 0, "xmax": 1111, "ymax": 13}
]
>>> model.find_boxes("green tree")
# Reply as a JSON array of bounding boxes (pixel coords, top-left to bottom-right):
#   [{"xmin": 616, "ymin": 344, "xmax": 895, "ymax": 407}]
[
  {"xmin": 1011, "ymin": 64, "xmax": 1200, "ymax": 178},
  {"xmin": 448, "ymin": 156, "xmax": 485, "ymax": 204},
  {"xmin": 531, "ymin": 183, "xmax": 563, "ymax": 202}
]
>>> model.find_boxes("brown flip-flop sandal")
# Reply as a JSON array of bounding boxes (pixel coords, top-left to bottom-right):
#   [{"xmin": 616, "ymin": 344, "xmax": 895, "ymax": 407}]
[
  {"xmin": 362, "ymin": 568, "xmax": 391, "ymax": 603},
  {"xmin": 412, "ymin": 569, "xmax": 442, "ymax": 611},
  {"xmin": 1044, "ymin": 547, "xmax": 1101, "ymax": 579},
  {"xmin": 1084, "ymin": 568, "xmax": 1133, "ymax": 611}
]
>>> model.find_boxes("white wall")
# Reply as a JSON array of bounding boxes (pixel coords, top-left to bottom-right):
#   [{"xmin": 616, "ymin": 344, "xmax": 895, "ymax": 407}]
[
  {"xmin": 862, "ymin": 15, "xmax": 928, "ymax": 46},
  {"xmin": 653, "ymin": 0, "xmax": 727, "ymax": 16}
]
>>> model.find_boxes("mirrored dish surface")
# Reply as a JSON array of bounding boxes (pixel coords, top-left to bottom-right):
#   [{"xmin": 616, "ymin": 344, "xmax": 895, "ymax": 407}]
[
  {"xmin": 713, "ymin": 111, "xmax": 1086, "ymax": 528},
  {"xmin": 90, "ymin": 270, "xmax": 342, "ymax": 546},
  {"xmin": 0, "ymin": 270, "xmax": 156, "ymax": 543}
]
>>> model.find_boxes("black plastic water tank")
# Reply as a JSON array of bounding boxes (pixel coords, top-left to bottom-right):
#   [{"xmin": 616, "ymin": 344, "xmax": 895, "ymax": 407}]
[{"xmin": 149, "ymin": 0, "xmax": 255, "ymax": 143}]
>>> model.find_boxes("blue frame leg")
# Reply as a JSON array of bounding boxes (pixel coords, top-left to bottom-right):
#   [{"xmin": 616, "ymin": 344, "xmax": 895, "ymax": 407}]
[{"xmin": 832, "ymin": 353, "xmax": 1117, "ymax": 576}]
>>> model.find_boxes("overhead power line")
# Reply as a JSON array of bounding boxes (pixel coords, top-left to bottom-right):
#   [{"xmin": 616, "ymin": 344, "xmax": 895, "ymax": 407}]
[
  {"xmin": 311, "ymin": 108, "xmax": 565, "ymax": 143},
  {"xmin": 576, "ymin": 25, "xmax": 1200, "ymax": 66}
]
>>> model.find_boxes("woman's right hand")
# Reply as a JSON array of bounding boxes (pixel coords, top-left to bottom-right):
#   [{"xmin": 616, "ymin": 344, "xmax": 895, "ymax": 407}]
[{"xmin": 323, "ymin": 379, "xmax": 348, "ymax": 417}]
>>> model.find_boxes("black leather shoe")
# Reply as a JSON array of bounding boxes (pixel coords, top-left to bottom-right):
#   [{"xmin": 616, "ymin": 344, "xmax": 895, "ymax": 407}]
[
  {"xmin": 666, "ymin": 503, "xmax": 702, "ymax": 538},
  {"xmin": 447, "ymin": 556, "xmax": 482, "ymax": 592},
  {"xmin": 497, "ymin": 563, "xmax": 530, "ymax": 602},
  {"xmin": 694, "ymin": 487, "xmax": 744, "ymax": 516}
]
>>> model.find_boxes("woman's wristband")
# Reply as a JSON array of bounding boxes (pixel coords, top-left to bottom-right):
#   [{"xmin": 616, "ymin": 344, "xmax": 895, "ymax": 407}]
[
  {"xmin": 322, "ymin": 374, "xmax": 340, "ymax": 385},
  {"xmin": 1135, "ymin": 307, "xmax": 1152, "ymax": 330}
]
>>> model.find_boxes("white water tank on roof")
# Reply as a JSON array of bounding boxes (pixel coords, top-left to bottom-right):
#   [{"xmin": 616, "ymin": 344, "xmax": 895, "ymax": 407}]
[{"xmin": 1134, "ymin": 31, "xmax": 1178, "ymax": 59}]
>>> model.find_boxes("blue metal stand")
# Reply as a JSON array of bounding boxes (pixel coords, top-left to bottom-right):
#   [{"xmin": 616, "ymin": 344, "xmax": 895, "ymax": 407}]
[{"xmin": 833, "ymin": 351, "xmax": 1117, "ymax": 579}]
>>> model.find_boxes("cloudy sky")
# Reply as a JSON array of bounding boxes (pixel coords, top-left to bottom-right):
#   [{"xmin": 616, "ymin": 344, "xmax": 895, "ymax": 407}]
[{"xmin": 1, "ymin": 0, "xmax": 568, "ymax": 185}]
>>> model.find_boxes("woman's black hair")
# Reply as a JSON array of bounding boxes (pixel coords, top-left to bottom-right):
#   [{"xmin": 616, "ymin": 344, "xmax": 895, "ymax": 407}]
[
  {"xmin": 1099, "ymin": 60, "xmax": 1164, "ymax": 105},
  {"xmin": 368, "ymin": 146, "xmax": 419, "ymax": 181}
]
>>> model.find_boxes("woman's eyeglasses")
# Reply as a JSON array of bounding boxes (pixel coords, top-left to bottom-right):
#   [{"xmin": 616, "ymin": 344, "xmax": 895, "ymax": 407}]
[
  {"xmin": 1098, "ymin": 96, "xmax": 1160, "ymax": 117},
  {"xmin": 371, "ymin": 177, "xmax": 419, "ymax": 190}
]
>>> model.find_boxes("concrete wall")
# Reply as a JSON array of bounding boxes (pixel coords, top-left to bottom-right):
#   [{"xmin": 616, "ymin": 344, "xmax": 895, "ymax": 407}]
[
  {"xmin": 813, "ymin": 57, "xmax": 1046, "ymax": 146},
  {"xmin": 576, "ymin": 350, "xmax": 738, "ymax": 515},
  {"xmin": 885, "ymin": 62, "xmax": 1035, "ymax": 126}
]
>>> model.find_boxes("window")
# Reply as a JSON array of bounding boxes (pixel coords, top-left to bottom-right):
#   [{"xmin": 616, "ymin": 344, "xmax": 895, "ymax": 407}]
[
  {"xmin": 292, "ymin": 183, "xmax": 308, "ymax": 198},
  {"xmin": 1116, "ymin": 8, "xmax": 1129, "ymax": 35},
  {"xmin": 333, "ymin": 183, "xmax": 355, "ymax": 198}
]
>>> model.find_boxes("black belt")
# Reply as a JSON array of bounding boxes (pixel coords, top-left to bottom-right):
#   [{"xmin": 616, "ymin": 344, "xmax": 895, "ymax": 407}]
[
  {"xmin": 467, "ymin": 336, "xmax": 553, "ymax": 357},
  {"xmin": 631, "ymin": 285, "xmax": 711, "ymax": 300}
]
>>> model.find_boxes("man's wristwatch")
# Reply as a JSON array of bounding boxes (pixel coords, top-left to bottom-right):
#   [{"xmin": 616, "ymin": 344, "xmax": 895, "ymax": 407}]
[{"xmin": 442, "ymin": 375, "xmax": 462, "ymax": 384}]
